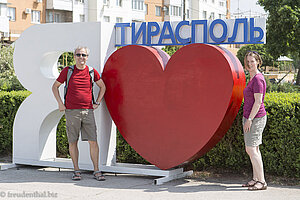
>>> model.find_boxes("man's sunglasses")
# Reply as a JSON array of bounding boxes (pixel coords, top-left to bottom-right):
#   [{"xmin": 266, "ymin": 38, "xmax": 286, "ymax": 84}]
[{"xmin": 75, "ymin": 53, "xmax": 88, "ymax": 57}]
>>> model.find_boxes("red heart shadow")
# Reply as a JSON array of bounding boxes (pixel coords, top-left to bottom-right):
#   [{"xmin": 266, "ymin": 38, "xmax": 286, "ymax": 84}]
[{"xmin": 102, "ymin": 44, "xmax": 245, "ymax": 169}]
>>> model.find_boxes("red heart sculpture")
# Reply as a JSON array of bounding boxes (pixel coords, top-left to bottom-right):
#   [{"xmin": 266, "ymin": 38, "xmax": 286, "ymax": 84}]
[{"xmin": 102, "ymin": 44, "xmax": 245, "ymax": 170}]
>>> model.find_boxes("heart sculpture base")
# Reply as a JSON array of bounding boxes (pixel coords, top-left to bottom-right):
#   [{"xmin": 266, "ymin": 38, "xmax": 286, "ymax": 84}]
[
  {"xmin": 103, "ymin": 44, "xmax": 245, "ymax": 170},
  {"xmin": 100, "ymin": 163, "xmax": 193, "ymax": 185}
]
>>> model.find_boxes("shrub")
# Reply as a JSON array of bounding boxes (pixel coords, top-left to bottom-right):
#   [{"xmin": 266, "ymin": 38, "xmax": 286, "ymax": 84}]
[
  {"xmin": 116, "ymin": 130, "xmax": 149, "ymax": 164},
  {"xmin": 192, "ymin": 92, "xmax": 300, "ymax": 177},
  {"xmin": 1, "ymin": 91, "xmax": 299, "ymax": 178},
  {"xmin": 236, "ymin": 44, "xmax": 274, "ymax": 68},
  {"xmin": 0, "ymin": 91, "xmax": 69, "ymax": 158},
  {"xmin": 115, "ymin": 93, "xmax": 300, "ymax": 178},
  {"xmin": 0, "ymin": 91, "xmax": 30, "ymax": 155},
  {"xmin": 56, "ymin": 116, "xmax": 69, "ymax": 158},
  {"xmin": 265, "ymin": 78, "xmax": 300, "ymax": 92},
  {"xmin": 162, "ymin": 45, "xmax": 182, "ymax": 56},
  {"xmin": 0, "ymin": 46, "xmax": 25, "ymax": 91},
  {"xmin": 263, "ymin": 93, "xmax": 300, "ymax": 177}
]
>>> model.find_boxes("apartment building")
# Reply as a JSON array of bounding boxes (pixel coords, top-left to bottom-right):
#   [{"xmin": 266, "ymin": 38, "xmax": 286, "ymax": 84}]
[
  {"xmin": 145, "ymin": 0, "xmax": 163, "ymax": 22},
  {"xmin": 0, "ymin": 0, "xmax": 9, "ymax": 40},
  {"xmin": 145, "ymin": 0, "xmax": 227, "ymax": 22},
  {"xmin": 7, "ymin": 0, "xmax": 46, "ymax": 42},
  {"xmin": 192, "ymin": 0, "xmax": 227, "ymax": 20},
  {"xmin": 45, "ymin": 0, "xmax": 146, "ymax": 24},
  {"xmin": 47, "ymin": 0, "xmax": 227, "ymax": 24},
  {"xmin": 46, "ymin": 0, "xmax": 87, "ymax": 23},
  {"xmin": 162, "ymin": 0, "xmax": 189, "ymax": 21},
  {"xmin": 2, "ymin": 0, "xmax": 228, "ymax": 43},
  {"xmin": 88, "ymin": 0, "xmax": 145, "ymax": 23}
]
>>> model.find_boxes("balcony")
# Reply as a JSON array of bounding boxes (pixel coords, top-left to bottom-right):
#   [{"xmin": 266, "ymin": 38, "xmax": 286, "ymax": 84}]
[
  {"xmin": 0, "ymin": 0, "xmax": 9, "ymax": 32},
  {"xmin": 0, "ymin": 17, "xmax": 9, "ymax": 35},
  {"xmin": 46, "ymin": 0, "xmax": 73, "ymax": 11}
]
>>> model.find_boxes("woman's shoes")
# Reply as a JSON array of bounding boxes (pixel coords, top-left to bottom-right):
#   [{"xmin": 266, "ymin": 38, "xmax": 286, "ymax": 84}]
[
  {"xmin": 248, "ymin": 181, "xmax": 267, "ymax": 191},
  {"xmin": 242, "ymin": 179, "xmax": 257, "ymax": 187}
]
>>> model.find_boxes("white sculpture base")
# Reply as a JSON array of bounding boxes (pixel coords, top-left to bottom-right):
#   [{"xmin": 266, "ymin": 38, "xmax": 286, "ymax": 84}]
[
  {"xmin": 1, "ymin": 160, "xmax": 192, "ymax": 185},
  {"xmin": 100, "ymin": 163, "xmax": 193, "ymax": 185},
  {"xmin": 0, "ymin": 163, "xmax": 17, "ymax": 171}
]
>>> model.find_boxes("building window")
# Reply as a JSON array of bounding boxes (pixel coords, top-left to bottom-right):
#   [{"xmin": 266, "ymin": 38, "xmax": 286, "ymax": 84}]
[
  {"xmin": 210, "ymin": 12, "xmax": 215, "ymax": 19},
  {"xmin": 78, "ymin": 0, "xmax": 84, "ymax": 3},
  {"xmin": 219, "ymin": 14, "xmax": 222, "ymax": 19},
  {"xmin": 116, "ymin": 0, "xmax": 122, "ymax": 7},
  {"xmin": 170, "ymin": 5, "xmax": 182, "ymax": 17},
  {"xmin": 80, "ymin": 14, "xmax": 85, "ymax": 22},
  {"xmin": 212, "ymin": 0, "xmax": 215, "ymax": 3},
  {"xmin": 47, "ymin": 12, "xmax": 61, "ymax": 23},
  {"xmin": 145, "ymin": 4, "xmax": 148, "ymax": 14},
  {"xmin": 31, "ymin": 10, "xmax": 41, "ymax": 24},
  {"xmin": 103, "ymin": 0, "xmax": 107, "ymax": 4},
  {"xmin": 116, "ymin": 17, "xmax": 122, "ymax": 23},
  {"xmin": 0, "ymin": 4, "xmax": 3, "ymax": 16},
  {"xmin": 7, "ymin": 7, "xmax": 16, "ymax": 21},
  {"xmin": 104, "ymin": 16, "xmax": 110, "ymax": 22},
  {"xmin": 54, "ymin": 14, "xmax": 60, "ymax": 22},
  {"xmin": 155, "ymin": 6, "xmax": 161, "ymax": 16},
  {"xmin": 203, "ymin": 11, "xmax": 207, "ymax": 19},
  {"xmin": 164, "ymin": 6, "xmax": 169, "ymax": 16},
  {"xmin": 132, "ymin": 0, "xmax": 144, "ymax": 11},
  {"xmin": 219, "ymin": 1, "xmax": 224, "ymax": 7},
  {"xmin": 186, "ymin": 9, "xmax": 190, "ymax": 19},
  {"xmin": 47, "ymin": 12, "xmax": 52, "ymax": 23}
]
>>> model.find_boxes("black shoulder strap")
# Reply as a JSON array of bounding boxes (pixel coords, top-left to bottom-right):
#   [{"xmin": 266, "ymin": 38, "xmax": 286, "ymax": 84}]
[
  {"xmin": 64, "ymin": 65, "xmax": 96, "ymax": 104},
  {"xmin": 64, "ymin": 66, "xmax": 74, "ymax": 102},
  {"xmin": 88, "ymin": 66, "xmax": 95, "ymax": 104}
]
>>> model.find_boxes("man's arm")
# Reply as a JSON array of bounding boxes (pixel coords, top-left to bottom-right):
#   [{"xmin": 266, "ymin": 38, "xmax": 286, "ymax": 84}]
[
  {"xmin": 52, "ymin": 80, "xmax": 66, "ymax": 111},
  {"xmin": 93, "ymin": 79, "xmax": 106, "ymax": 109}
]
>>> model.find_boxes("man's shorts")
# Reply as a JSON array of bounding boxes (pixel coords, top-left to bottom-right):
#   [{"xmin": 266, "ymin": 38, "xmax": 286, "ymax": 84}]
[{"xmin": 65, "ymin": 109, "xmax": 97, "ymax": 143}]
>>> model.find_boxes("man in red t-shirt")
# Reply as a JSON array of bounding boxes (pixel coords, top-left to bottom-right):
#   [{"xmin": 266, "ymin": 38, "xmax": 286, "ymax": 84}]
[{"xmin": 52, "ymin": 47, "xmax": 106, "ymax": 181}]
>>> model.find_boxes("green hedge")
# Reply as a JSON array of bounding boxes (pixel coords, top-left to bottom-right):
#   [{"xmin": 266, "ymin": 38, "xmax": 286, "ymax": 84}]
[
  {"xmin": 1, "ymin": 91, "xmax": 299, "ymax": 178},
  {"xmin": 0, "ymin": 91, "xmax": 31, "ymax": 155},
  {"xmin": 116, "ymin": 92, "xmax": 300, "ymax": 178},
  {"xmin": 192, "ymin": 93, "xmax": 300, "ymax": 177}
]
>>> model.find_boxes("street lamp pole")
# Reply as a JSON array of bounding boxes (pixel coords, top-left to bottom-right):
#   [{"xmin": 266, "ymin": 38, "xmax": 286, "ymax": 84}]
[{"xmin": 183, "ymin": 0, "xmax": 186, "ymax": 21}]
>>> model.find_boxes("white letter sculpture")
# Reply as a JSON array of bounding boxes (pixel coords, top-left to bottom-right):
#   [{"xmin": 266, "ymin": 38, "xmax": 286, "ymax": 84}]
[{"xmin": 13, "ymin": 22, "xmax": 116, "ymax": 170}]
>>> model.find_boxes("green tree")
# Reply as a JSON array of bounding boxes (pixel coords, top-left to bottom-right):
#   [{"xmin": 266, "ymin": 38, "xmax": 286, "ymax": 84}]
[
  {"xmin": 58, "ymin": 52, "xmax": 75, "ymax": 71},
  {"xmin": 258, "ymin": 0, "xmax": 300, "ymax": 84},
  {"xmin": 236, "ymin": 44, "xmax": 274, "ymax": 68},
  {"xmin": 0, "ymin": 46, "xmax": 24, "ymax": 91},
  {"xmin": 162, "ymin": 45, "xmax": 181, "ymax": 56}
]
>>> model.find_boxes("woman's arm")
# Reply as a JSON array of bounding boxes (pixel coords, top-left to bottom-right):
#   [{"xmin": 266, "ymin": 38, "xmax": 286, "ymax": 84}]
[{"xmin": 243, "ymin": 93, "xmax": 263, "ymax": 133}]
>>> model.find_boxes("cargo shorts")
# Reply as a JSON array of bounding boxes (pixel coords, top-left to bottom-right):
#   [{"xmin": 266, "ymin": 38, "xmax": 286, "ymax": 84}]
[{"xmin": 65, "ymin": 109, "xmax": 97, "ymax": 143}]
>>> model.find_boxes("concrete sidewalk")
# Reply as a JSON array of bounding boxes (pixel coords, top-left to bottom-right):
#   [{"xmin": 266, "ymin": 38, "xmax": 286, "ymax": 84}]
[{"xmin": 0, "ymin": 165, "xmax": 299, "ymax": 200}]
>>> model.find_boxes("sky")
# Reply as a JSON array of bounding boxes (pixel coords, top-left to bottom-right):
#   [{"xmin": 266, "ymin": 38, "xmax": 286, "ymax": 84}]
[{"xmin": 230, "ymin": 0, "xmax": 267, "ymax": 18}]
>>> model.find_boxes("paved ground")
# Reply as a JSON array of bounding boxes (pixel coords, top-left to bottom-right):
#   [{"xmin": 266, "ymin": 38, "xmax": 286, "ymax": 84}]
[{"xmin": 0, "ymin": 165, "xmax": 299, "ymax": 200}]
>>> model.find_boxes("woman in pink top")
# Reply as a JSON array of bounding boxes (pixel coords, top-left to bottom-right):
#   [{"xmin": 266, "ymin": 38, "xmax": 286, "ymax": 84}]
[{"xmin": 242, "ymin": 51, "xmax": 267, "ymax": 190}]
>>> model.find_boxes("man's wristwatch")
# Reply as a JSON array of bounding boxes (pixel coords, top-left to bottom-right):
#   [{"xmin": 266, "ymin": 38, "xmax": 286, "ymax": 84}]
[
  {"xmin": 248, "ymin": 117, "xmax": 253, "ymax": 121},
  {"xmin": 95, "ymin": 101, "xmax": 100, "ymax": 105}
]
